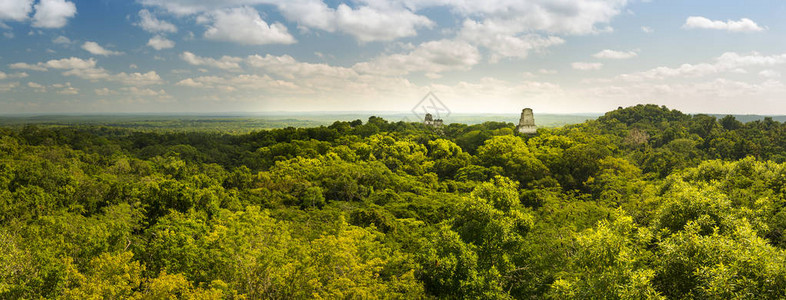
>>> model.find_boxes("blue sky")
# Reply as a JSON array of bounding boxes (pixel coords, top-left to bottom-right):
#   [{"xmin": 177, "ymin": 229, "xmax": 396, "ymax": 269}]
[{"xmin": 1, "ymin": 0, "xmax": 785, "ymax": 114}]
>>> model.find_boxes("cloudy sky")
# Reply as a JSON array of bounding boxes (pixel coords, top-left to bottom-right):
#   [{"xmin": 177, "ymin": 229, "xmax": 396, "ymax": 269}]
[{"xmin": 1, "ymin": 0, "xmax": 785, "ymax": 114}]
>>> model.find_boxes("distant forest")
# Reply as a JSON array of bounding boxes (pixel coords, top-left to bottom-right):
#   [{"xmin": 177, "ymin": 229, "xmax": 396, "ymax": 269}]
[{"xmin": 3, "ymin": 104, "xmax": 786, "ymax": 298}]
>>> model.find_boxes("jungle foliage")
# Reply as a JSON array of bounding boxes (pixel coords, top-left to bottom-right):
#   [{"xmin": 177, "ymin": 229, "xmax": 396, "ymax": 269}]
[{"xmin": 3, "ymin": 104, "xmax": 786, "ymax": 299}]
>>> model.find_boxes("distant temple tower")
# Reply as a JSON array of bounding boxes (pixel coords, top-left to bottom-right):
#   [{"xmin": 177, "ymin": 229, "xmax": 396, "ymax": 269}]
[
  {"xmin": 516, "ymin": 108, "xmax": 537, "ymax": 134},
  {"xmin": 424, "ymin": 113, "xmax": 443, "ymax": 128}
]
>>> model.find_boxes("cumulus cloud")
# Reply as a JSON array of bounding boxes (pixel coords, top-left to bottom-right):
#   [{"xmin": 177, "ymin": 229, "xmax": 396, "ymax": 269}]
[
  {"xmin": 113, "ymin": 71, "xmax": 163, "ymax": 85},
  {"xmin": 147, "ymin": 35, "xmax": 175, "ymax": 50},
  {"xmin": 136, "ymin": 0, "xmax": 218, "ymax": 16},
  {"xmin": 0, "ymin": 81, "xmax": 20, "ymax": 92},
  {"xmin": 572, "ymin": 62, "xmax": 603, "ymax": 70},
  {"xmin": 138, "ymin": 0, "xmax": 433, "ymax": 42},
  {"xmin": 53, "ymin": 82, "xmax": 78, "ymax": 94},
  {"xmin": 593, "ymin": 49, "xmax": 637, "ymax": 59},
  {"xmin": 404, "ymin": 0, "xmax": 630, "ymax": 35},
  {"xmin": 459, "ymin": 19, "xmax": 564, "ymax": 62},
  {"xmin": 94, "ymin": 88, "xmax": 114, "ymax": 96},
  {"xmin": 759, "ymin": 70, "xmax": 781, "ymax": 78},
  {"xmin": 0, "ymin": 0, "xmax": 34, "ymax": 22},
  {"xmin": 0, "ymin": 71, "xmax": 28, "ymax": 79},
  {"xmin": 139, "ymin": 0, "xmax": 626, "ymax": 44},
  {"xmin": 180, "ymin": 51, "xmax": 243, "ymax": 70},
  {"xmin": 175, "ymin": 78, "xmax": 203, "ymax": 87},
  {"xmin": 137, "ymin": 9, "xmax": 177, "ymax": 33},
  {"xmin": 32, "ymin": 0, "xmax": 77, "ymax": 28},
  {"xmin": 10, "ymin": 56, "xmax": 163, "ymax": 85},
  {"xmin": 641, "ymin": 26, "xmax": 653, "ymax": 33},
  {"xmin": 120, "ymin": 86, "xmax": 170, "ymax": 98},
  {"xmin": 176, "ymin": 74, "xmax": 297, "ymax": 91},
  {"xmin": 9, "ymin": 62, "xmax": 48, "ymax": 71},
  {"xmin": 246, "ymin": 54, "xmax": 357, "ymax": 79},
  {"xmin": 353, "ymin": 39, "xmax": 481, "ymax": 76},
  {"xmin": 62, "ymin": 67, "xmax": 112, "ymax": 81},
  {"xmin": 615, "ymin": 52, "xmax": 786, "ymax": 82},
  {"xmin": 52, "ymin": 35, "xmax": 71, "ymax": 44},
  {"xmin": 683, "ymin": 16, "xmax": 765, "ymax": 32},
  {"xmin": 203, "ymin": 7, "xmax": 295, "ymax": 45},
  {"xmin": 334, "ymin": 4, "xmax": 433, "ymax": 42},
  {"xmin": 275, "ymin": 1, "xmax": 433, "ymax": 42},
  {"xmin": 43, "ymin": 57, "xmax": 97, "ymax": 69},
  {"xmin": 81, "ymin": 41, "xmax": 123, "ymax": 56},
  {"xmin": 27, "ymin": 81, "xmax": 47, "ymax": 92}
]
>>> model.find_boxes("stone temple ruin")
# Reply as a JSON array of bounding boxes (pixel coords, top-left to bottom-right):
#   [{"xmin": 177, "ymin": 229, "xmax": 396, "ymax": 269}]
[
  {"xmin": 516, "ymin": 108, "xmax": 537, "ymax": 134},
  {"xmin": 423, "ymin": 113, "xmax": 444, "ymax": 128},
  {"xmin": 423, "ymin": 108, "xmax": 537, "ymax": 134}
]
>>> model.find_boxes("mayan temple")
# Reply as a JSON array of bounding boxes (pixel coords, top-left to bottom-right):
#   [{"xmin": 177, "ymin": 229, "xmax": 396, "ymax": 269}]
[
  {"xmin": 423, "ymin": 113, "xmax": 443, "ymax": 128},
  {"xmin": 516, "ymin": 108, "xmax": 537, "ymax": 134}
]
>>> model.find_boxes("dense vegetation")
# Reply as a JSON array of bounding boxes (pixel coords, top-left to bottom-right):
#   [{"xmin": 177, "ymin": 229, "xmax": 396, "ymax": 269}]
[{"xmin": 3, "ymin": 104, "xmax": 786, "ymax": 298}]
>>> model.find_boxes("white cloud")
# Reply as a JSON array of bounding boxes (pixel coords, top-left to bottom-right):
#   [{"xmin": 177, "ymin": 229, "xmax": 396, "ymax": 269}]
[
  {"xmin": 120, "ymin": 86, "xmax": 170, "ymax": 98},
  {"xmin": 62, "ymin": 67, "xmax": 111, "ymax": 81},
  {"xmin": 94, "ymin": 88, "xmax": 114, "ymax": 96},
  {"xmin": 459, "ymin": 19, "xmax": 564, "ymax": 62},
  {"xmin": 138, "ymin": 0, "xmax": 433, "ymax": 42},
  {"xmin": 407, "ymin": 0, "xmax": 630, "ymax": 35},
  {"xmin": 3, "ymin": 31, "xmax": 14, "ymax": 38},
  {"xmin": 32, "ymin": 0, "xmax": 77, "ymax": 28},
  {"xmin": 203, "ymin": 7, "xmax": 295, "ymax": 45},
  {"xmin": 353, "ymin": 39, "xmax": 481, "ymax": 76},
  {"xmin": 683, "ymin": 16, "xmax": 765, "ymax": 32},
  {"xmin": 137, "ymin": 9, "xmax": 177, "ymax": 33},
  {"xmin": 0, "ymin": 0, "xmax": 33, "ymax": 22},
  {"xmin": 53, "ymin": 82, "xmax": 78, "ymax": 94},
  {"xmin": 27, "ymin": 81, "xmax": 47, "ymax": 92},
  {"xmin": 52, "ymin": 35, "xmax": 71, "ymax": 44},
  {"xmin": 0, "ymin": 71, "xmax": 28, "ymax": 79},
  {"xmin": 81, "ymin": 41, "xmax": 123, "ymax": 56},
  {"xmin": 616, "ymin": 52, "xmax": 786, "ymax": 82},
  {"xmin": 175, "ymin": 78, "xmax": 203, "ymax": 87},
  {"xmin": 572, "ymin": 62, "xmax": 603, "ymax": 70},
  {"xmin": 147, "ymin": 35, "xmax": 175, "ymax": 50},
  {"xmin": 716, "ymin": 52, "xmax": 786, "ymax": 68},
  {"xmin": 641, "ymin": 26, "xmax": 653, "ymax": 33},
  {"xmin": 136, "ymin": 0, "xmax": 216, "ymax": 16},
  {"xmin": 245, "ymin": 54, "xmax": 356, "ymax": 79},
  {"xmin": 180, "ymin": 51, "xmax": 243, "ymax": 70},
  {"xmin": 593, "ymin": 49, "xmax": 637, "ymax": 59},
  {"xmin": 9, "ymin": 62, "xmax": 48, "ymax": 71},
  {"xmin": 176, "ymin": 74, "xmax": 298, "ymax": 91},
  {"xmin": 139, "ymin": 0, "xmax": 628, "ymax": 44},
  {"xmin": 335, "ymin": 4, "xmax": 433, "ymax": 42},
  {"xmin": 10, "ymin": 57, "xmax": 163, "ymax": 85},
  {"xmin": 759, "ymin": 70, "xmax": 781, "ymax": 78},
  {"xmin": 0, "ymin": 81, "xmax": 20, "ymax": 92},
  {"xmin": 113, "ymin": 71, "xmax": 163, "ymax": 85},
  {"xmin": 44, "ymin": 57, "xmax": 97, "ymax": 69},
  {"xmin": 12, "ymin": 58, "xmax": 102, "ymax": 73}
]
